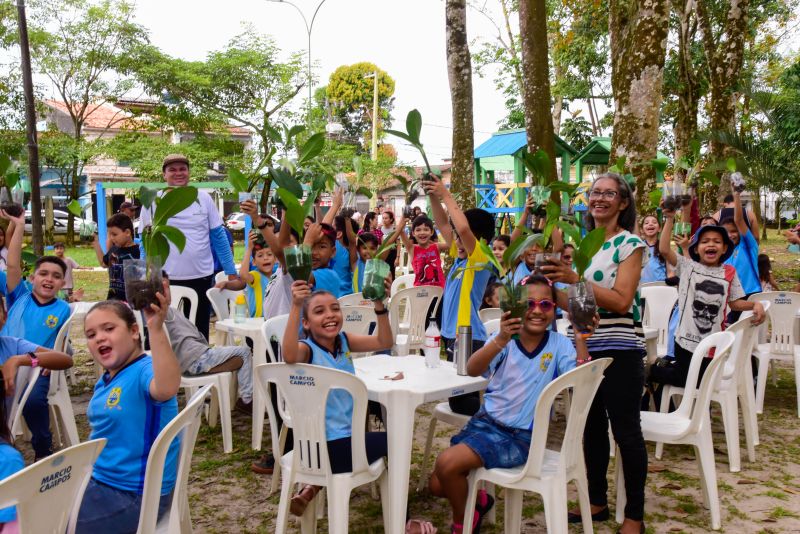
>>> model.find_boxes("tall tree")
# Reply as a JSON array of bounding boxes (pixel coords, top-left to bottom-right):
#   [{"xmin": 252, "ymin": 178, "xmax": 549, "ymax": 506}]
[
  {"xmin": 518, "ymin": 0, "xmax": 557, "ymax": 181},
  {"xmin": 446, "ymin": 0, "xmax": 476, "ymax": 208},
  {"xmin": 325, "ymin": 62, "xmax": 395, "ymax": 146},
  {"xmin": 609, "ymin": 0, "xmax": 669, "ymax": 209},
  {"xmin": 29, "ymin": 0, "xmax": 146, "ymax": 244},
  {"xmin": 695, "ymin": 0, "xmax": 750, "ymax": 202},
  {"xmin": 671, "ymin": 0, "xmax": 704, "ymax": 166}
]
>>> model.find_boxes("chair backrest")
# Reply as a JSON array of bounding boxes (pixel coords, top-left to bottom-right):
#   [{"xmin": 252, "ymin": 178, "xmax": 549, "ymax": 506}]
[
  {"xmin": 0, "ymin": 439, "xmax": 106, "ymax": 534},
  {"xmin": 53, "ymin": 311, "xmax": 76, "ymax": 354},
  {"xmin": 640, "ymin": 285, "xmax": 678, "ymax": 347},
  {"xmin": 338, "ymin": 292, "xmax": 373, "ymax": 307},
  {"xmin": 720, "ymin": 301, "xmax": 768, "ymax": 383},
  {"xmin": 484, "ymin": 319, "xmax": 500, "ymax": 336},
  {"xmin": 555, "ymin": 318, "xmax": 569, "ymax": 335},
  {"xmin": 206, "ymin": 287, "xmax": 243, "ymax": 321},
  {"xmin": 136, "ymin": 384, "xmax": 213, "ymax": 534},
  {"xmin": 749, "ymin": 291, "xmax": 800, "ymax": 355},
  {"xmin": 639, "ymin": 281, "xmax": 666, "ymax": 288},
  {"xmin": 256, "ymin": 363, "xmax": 371, "ymax": 477},
  {"xmin": 676, "ymin": 331, "xmax": 735, "ymax": 424},
  {"xmin": 390, "ymin": 274, "xmax": 415, "ymax": 297},
  {"xmin": 479, "ymin": 307, "xmax": 501, "ymax": 323},
  {"xmin": 341, "ymin": 306, "xmax": 378, "ymax": 337},
  {"xmin": 214, "ymin": 271, "xmax": 229, "ymax": 284},
  {"xmin": 521, "ymin": 359, "xmax": 612, "ymax": 481},
  {"xmin": 389, "ymin": 285, "xmax": 443, "ymax": 348},
  {"xmin": 262, "ymin": 314, "xmax": 290, "ymax": 363},
  {"xmin": 8, "ymin": 366, "xmax": 42, "ymax": 438},
  {"xmin": 169, "ymin": 286, "xmax": 199, "ymax": 323}
]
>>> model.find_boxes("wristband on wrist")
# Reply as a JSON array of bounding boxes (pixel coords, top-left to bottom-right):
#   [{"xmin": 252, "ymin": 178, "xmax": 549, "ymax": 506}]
[
  {"xmin": 374, "ymin": 308, "xmax": 388, "ymax": 316},
  {"xmin": 28, "ymin": 352, "xmax": 39, "ymax": 368}
]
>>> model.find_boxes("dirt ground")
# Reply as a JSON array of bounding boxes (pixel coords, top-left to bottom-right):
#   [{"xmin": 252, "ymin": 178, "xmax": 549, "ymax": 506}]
[{"xmin": 16, "ymin": 233, "xmax": 800, "ymax": 533}]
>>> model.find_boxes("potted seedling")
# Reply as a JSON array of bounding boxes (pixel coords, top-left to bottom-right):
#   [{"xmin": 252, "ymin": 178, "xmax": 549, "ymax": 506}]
[
  {"xmin": 361, "ymin": 239, "xmax": 397, "ymax": 301},
  {"xmin": 0, "ymin": 154, "xmax": 23, "ymax": 216},
  {"xmin": 125, "ymin": 185, "xmax": 198, "ymax": 310},
  {"xmin": 556, "ymin": 222, "xmax": 606, "ymax": 337}
]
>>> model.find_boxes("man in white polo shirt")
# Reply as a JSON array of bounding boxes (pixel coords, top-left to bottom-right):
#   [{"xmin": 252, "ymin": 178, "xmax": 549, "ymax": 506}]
[{"xmin": 139, "ymin": 154, "xmax": 237, "ymax": 340}]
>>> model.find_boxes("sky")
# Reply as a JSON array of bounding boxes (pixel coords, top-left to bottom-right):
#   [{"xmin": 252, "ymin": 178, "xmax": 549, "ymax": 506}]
[{"xmin": 131, "ymin": 0, "xmax": 510, "ymax": 166}]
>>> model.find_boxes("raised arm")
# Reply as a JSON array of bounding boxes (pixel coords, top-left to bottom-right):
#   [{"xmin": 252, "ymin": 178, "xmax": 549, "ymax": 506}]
[
  {"xmin": 510, "ymin": 196, "xmax": 534, "ymax": 242},
  {"xmin": 659, "ymin": 211, "xmax": 679, "ymax": 266},
  {"xmin": 146, "ymin": 285, "xmax": 181, "ymax": 402},
  {"xmin": 2, "ymin": 211, "xmax": 25, "ymax": 293},
  {"xmin": 282, "ymin": 281, "xmax": 312, "ymax": 364},
  {"xmin": 238, "ymin": 233, "xmax": 255, "ymax": 284},
  {"xmin": 322, "ymin": 188, "xmax": 343, "ymax": 226},
  {"xmin": 732, "ymin": 190, "xmax": 748, "ymax": 236},
  {"xmin": 424, "ymin": 176, "xmax": 474, "ymax": 254}
]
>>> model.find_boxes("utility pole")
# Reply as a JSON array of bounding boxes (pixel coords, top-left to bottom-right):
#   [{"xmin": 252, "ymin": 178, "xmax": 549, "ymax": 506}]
[
  {"xmin": 16, "ymin": 0, "xmax": 43, "ymax": 255},
  {"xmin": 366, "ymin": 70, "xmax": 379, "ymax": 161}
]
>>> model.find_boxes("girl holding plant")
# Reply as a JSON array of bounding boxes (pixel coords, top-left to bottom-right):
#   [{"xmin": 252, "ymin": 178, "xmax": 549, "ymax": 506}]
[
  {"xmin": 640, "ymin": 215, "xmax": 668, "ymax": 284},
  {"xmin": 541, "ymin": 173, "xmax": 648, "ymax": 534},
  {"xmin": 397, "ymin": 215, "xmax": 449, "ymax": 288}
]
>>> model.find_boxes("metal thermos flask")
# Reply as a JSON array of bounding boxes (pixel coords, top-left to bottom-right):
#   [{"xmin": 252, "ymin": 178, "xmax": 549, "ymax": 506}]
[{"xmin": 455, "ymin": 325, "xmax": 472, "ymax": 376}]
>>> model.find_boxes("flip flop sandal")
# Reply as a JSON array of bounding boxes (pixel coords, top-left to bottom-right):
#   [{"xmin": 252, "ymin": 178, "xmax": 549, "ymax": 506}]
[
  {"xmin": 405, "ymin": 518, "xmax": 437, "ymax": 534},
  {"xmin": 289, "ymin": 484, "xmax": 319, "ymax": 516}
]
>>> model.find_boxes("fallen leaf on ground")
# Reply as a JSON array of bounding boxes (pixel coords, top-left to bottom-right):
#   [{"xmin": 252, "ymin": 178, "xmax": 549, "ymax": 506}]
[
  {"xmin": 648, "ymin": 464, "xmax": 667, "ymax": 473},
  {"xmin": 737, "ymin": 479, "xmax": 758, "ymax": 484},
  {"xmin": 660, "ymin": 483, "xmax": 682, "ymax": 490}
]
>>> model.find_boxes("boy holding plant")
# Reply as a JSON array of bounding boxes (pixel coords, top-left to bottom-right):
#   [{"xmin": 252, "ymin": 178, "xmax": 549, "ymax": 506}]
[{"xmin": 215, "ymin": 230, "xmax": 275, "ymax": 318}]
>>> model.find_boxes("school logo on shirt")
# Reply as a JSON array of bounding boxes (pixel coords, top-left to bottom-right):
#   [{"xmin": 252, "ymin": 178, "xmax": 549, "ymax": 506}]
[
  {"xmin": 540, "ymin": 352, "xmax": 553, "ymax": 372},
  {"xmin": 106, "ymin": 387, "xmax": 122, "ymax": 408},
  {"xmin": 45, "ymin": 314, "xmax": 59, "ymax": 328}
]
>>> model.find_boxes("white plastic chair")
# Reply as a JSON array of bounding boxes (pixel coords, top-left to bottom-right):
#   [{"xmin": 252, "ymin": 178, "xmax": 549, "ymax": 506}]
[
  {"xmin": 640, "ymin": 285, "xmax": 677, "ymax": 355},
  {"xmin": 341, "ymin": 306, "xmax": 378, "ymax": 359},
  {"xmin": 338, "ymin": 292, "xmax": 373, "ymax": 307},
  {"xmin": 180, "ymin": 371, "xmax": 235, "ymax": 454},
  {"xmin": 214, "ymin": 271, "xmax": 228, "ymax": 285},
  {"xmin": 257, "ymin": 363, "xmax": 389, "ymax": 534},
  {"xmin": 0, "ymin": 439, "xmax": 106, "ymax": 534},
  {"xmin": 749, "ymin": 291, "xmax": 800, "ymax": 416},
  {"xmin": 169, "ymin": 286, "xmax": 199, "ymax": 323},
  {"xmin": 618, "ymin": 331, "xmax": 734, "ymax": 529},
  {"xmin": 462, "ymin": 359, "xmax": 612, "ymax": 534},
  {"xmin": 484, "ymin": 319, "xmax": 500, "ymax": 336},
  {"xmin": 389, "ymin": 285, "xmax": 443, "ymax": 352},
  {"xmin": 656, "ymin": 306, "xmax": 766, "ymax": 472},
  {"xmin": 206, "ymin": 287, "xmax": 245, "ymax": 344},
  {"xmin": 478, "ymin": 307, "xmax": 501, "ymax": 323},
  {"xmin": 254, "ymin": 315, "xmax": 291, "ymax": 459},
  {"xmin": 639, "ymin": 281, "xmax": 666, "ymax": 288},
  {"xmin": 8, "ymin": 366, "xmax": 41, "ymax": 440},
  {"xmin": 134, "ymin": 384, "xmax": 213, "ymax": 534},
  {"xmin": 390, "ymin": 274, "xmax": 415, "ymax": 297}
]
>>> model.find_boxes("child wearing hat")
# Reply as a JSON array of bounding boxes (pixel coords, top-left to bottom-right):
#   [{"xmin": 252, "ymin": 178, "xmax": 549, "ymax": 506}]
[{"xmin": 652, "ymin": 203, "xmax": 765, "ymax": 405}]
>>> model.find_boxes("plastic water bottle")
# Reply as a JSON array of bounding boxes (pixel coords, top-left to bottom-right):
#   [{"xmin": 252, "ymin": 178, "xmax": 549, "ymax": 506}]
[
  {"xmin": 424, "ymin": 323, "xmax": 441, "ymax": 368},
  {"xmin": 234, "ymin": 294, "xmax": 248, "ymax": 324}
]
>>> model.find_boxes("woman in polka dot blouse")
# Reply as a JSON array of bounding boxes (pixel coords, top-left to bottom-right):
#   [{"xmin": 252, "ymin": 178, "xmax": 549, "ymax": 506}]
[{"xmin": 542, "ymin": 173, "xmax": 647, "ymax": 534}]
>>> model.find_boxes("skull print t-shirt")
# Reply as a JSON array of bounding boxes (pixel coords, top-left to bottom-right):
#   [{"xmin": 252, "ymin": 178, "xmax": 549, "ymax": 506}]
[{"xmin": 674, "ymin": 255, "xmax": 744, "ymax": 352}]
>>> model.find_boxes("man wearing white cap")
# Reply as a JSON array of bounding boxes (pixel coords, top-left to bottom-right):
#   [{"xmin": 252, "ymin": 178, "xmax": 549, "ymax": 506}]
[{"xmin": 139, "ymin": 154, "xmax": 237, "ymax": 340}]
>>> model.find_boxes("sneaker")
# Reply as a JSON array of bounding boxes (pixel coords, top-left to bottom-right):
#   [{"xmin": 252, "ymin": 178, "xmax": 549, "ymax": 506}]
[
  {"xmin": 235, "ymin": 398, "xmax": 253, "ymax": 415},
  {"xmin": 250, "ymin": 454, "xmax": 275, "ymax": 475},
  {"xmin": 472, "ymin": 489, "xmax": 494, "ymax": 534}
]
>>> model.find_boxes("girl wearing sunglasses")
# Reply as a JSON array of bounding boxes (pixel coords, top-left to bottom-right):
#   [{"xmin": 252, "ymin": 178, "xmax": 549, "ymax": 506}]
[{"xmin": 426, "ymin": 275, "xmax": 594, "ymax": 534}]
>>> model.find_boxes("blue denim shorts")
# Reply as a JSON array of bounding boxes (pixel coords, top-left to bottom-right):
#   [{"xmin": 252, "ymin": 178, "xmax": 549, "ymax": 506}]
[{"xmin": 450, "ymin": 408, "xmax": 532, "ymax": 469}]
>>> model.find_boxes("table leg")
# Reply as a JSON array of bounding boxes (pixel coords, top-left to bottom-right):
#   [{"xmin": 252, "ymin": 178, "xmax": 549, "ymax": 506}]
[
  {"xmin": 383, "ymin": 393, "xmax": 420, "ymax": 534},
  {"xmin": 252, "ymin": 335, "xmax": 268, "ymax": 450}
]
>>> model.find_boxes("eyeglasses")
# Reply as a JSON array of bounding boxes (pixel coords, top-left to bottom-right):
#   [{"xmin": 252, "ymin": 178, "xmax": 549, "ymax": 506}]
[
  {"xmin": 527, "ymin": 299, "xmax": 556, "ymax": 313},
  {"xmin": 589, "ymin": 190, "xmax": 619, "ymax": 200}
]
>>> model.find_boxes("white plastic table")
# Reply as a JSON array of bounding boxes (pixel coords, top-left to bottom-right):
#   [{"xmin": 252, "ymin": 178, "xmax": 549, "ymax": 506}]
[
  {"xmin": 215, "ymin": 318, "xmax": 268, "ymax": 449},
  {"xmin": 643, "ymin": 326, "xmax": 658, "ymax": 364},
  {"xmin": 353, "ymin": 355, "xmax": 489, "ymax": 534}
]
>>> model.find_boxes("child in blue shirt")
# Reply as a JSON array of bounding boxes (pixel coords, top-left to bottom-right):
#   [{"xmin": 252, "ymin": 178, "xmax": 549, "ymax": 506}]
[
  {"xmin": 216, "ymin": 232, "xmax": 275, "ymax": 318},
  {"xmin": 304, "ymin": 222, "xmax": 342, "ymax": 298},
  {"xmin": 721, "ymin": 189, "xmax": 761, "ymax": 321},
  {"xmin": 427, "ymin": 275, "xmax": 591, "ymax": 534},
  {"xmin": 0, "ymin": 209, "xmax": 73, "ymax": 460},
  {"xmin": 0, "ymin": 377, "xmax": 23, "ymax": 532},
  {"xmin": 322, "ymin": 189, "xmax": 357, "ymax": 296},
  {"xmin": 281, "ymin": 276, "xmax": 393, "ymax": 517},
  {"xmin": 75, "ymin": 294, "xmax": 181, "ymax": 534}
]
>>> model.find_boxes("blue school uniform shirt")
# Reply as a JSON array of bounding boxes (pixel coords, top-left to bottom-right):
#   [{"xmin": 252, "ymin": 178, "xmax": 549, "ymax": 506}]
[
  {"xmin": 442, "ymin": 247, "xmax": 493, "ymax": 341},
  {"xmin": 725, "ymin": 229, "xmax": 761, "ymax": 295},
  {"xmin": 352, "ymin": 257, "xmax": 366, "ymax": 293},
  {"xmin": 300, "ymin": 333, "xmax": 355, "ymax": 441},
  {"xmin": 512, "ymin": 262, "xmax": 532, "ymax": 285},
  {"xmin": 245, "ymin": 270, "xmax": 270, "ymax": 318},
  {"xmin": 313, "ymin": 267, "xmax": 342, "ymax": 298},
  {"xmin": 0, "ymin": 336, "xmax": 40, "ymax": 365},
  {"xmin": 0, "ymin": 282, "xmax": 70, "ymax": 349},
  {"xmin": 0, "ymin": 443, "xmax": 23, "ymax": 522},
  {"xmin": 483, "ymin": 331, "xmax": 576, "ymax": 430},
  {"xmin": 87, "ymin": 355, "xmax": 179, "ymax": 495},
  {"xmin": 641, "ymin": 244, "xmax": 667, "ymax": 284},
  {"xmin": 331, "ymin": 241, "xmax": 354, "ymax": 295}
]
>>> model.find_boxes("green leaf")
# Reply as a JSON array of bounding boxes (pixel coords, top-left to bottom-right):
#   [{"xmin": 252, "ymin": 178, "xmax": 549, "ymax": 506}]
[
  {"xmin": 288, "ymin": 125, "xmax": 305, "ymax": 139},
  {"xmin": 477, "ymin": 238, "xmax": 504, "ymax": 276},
  {"xmin": 5, "ymin": 171, "xmax": 18, "ymax": 190},
  {"xmin": 66, "ymin": 199, "xmax": 82, "ymax": 217},
  {"xmin": 138, "ymin": 186, "xmax": 158, "ymax": 211},
  {"xmin": 676, "ymin": 157, "xmax": 690, "ymax": 171},
  {"xmin": 650, "ymin": 157, "xmax": 669, "ymax": 172},
  {"xmin": 557, "ymin": 220, "xmax": 580, "ymax": 244},
  {"xmin": 688, "ymin": 138, "xmax": 701, "ymax": 158},
  {"xmin": 573, "ymin": 250, "xmax": 589, "ymax": 279},
  {"xmin": 302, "ymin": 191, "xmax": 317, "ymax": 217},
  {"xmin": 699, "ymin": 169, "xmax": 720, "ymax": 186},
  {"xmin": 148, "ymin": 232, "xmax": 171, "ymax": 266},
  {"xmin": 153, "ymin": 186, "xmax": 198, "ymax": 227},
  {"xmin": 157, "ymin": 224, "xmax": 187, "ymax": 253},
  {"xmin": 609, "ymin": 156, "xmax": 626, "ymax": 173},
  {"xmin": 353, "ymin": 157, "xmax": 364, "ymax": 181},
  {"xmin": 575, "ymin": 227, "xmax": 606, "ymax": 277},
  {"xmin": 542, "ymin": 201, "xmax": 561, "ymax": 246},
  {"xmin": 269, "ymin": 167, "xmax": 303, "ymax": 198},
  {"xmin": 311, "ymin": 174, "xmax": 328, "ymax": 193},
  {"xmin": 0, "ymin": 155, "xmax": 11, "ymax": 177},
  {"xmin": 406, "ymin": 109, "xmax": 422, "ymax": 145},
  {"xmin": 549, "ymin": 181, "xmax": 579, "ymax": 196},
  {"xmin": 648, "ymin": 190, "xmax": 663, "ymax": 210},
  {"xmin": 355, "ymin": 186, "xmax": 373, "ymax": 198},
  {"xmin": 726, "ymin": 157, "xmax": 737, "ymax": 172},
  {"xmin": 504, "ymin": 233, "xmax": 541, "ymax": 270},
  {"xmin": 298, "ymin": 132, "xmax": 325, "ymax": 165},
  {"xmin": 385, "ymin": 129, "xmax": 416, "ymax": 145},
  {"xmin": 228, "ymin": 168, "xmax": 249, "ymax": 193},
  {"xmin": 276, "ymin": 187, "xmax": 305, "ymax": 237},
  {"xmin": 523, "ymin": 149, "xmax": 551, "ymax": 184},
  {"xmin": 266, "ymin": 123, "xmax": 282, "ymax": 144}
]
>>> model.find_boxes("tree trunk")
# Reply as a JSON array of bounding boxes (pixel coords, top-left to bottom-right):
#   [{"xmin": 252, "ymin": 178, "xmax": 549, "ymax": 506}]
[
  {"xmin": 609, "ymin": 0, "xmax": 669, "ymax": 213},
  {"xmin": 519, "ymin": 0, "xmax": 557, "ymax": 183},
  {"xmin": 552, "ymin": 64, "xmax": 565, "ymax": 134},
  {"xmin": 446, "ymin": 0, "xmax": 475, "ymax": 208},
  {"xmin": 695, "ymin": 0, "xmax": 750, "ymax": 204},
  {"xmin": 673, "ymin": 0, "xmax": 699, "ymax": 169}
]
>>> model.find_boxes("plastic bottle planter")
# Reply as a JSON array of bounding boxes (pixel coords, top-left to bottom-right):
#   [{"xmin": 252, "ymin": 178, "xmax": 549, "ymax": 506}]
[
  {"xmin": 673, "ymin": 221, "xmax": 692, "ymax": 237},
  {"xmin": 285, "ymin": 244, "xmax": 312, "ymax": 282},
  {"xmin": 529, "ymin": 185, "xmax": 550, "ymax": 217},
  {"xmin": 534, "ymin": 252, "xmax": 561, "ymax": 275},
  {"xmin": 362, "ymin": 259, "xmax": 390, "ymax": 301},
  {"xmin": 79, "ymin": 220, "xmax": 97, "ymax": 239},
  {"xmin": 123, "ymin": 258, "xmax": 163, "ymax": 311},
  {"xmin": 238, "ymin": 191, "xmax": 255, "ymax": 203},
  {"xmin": 0, "ymin": 188, "xmax": 23, "ymax": 217},
  {"xmin": 499, "ymin": 283, "xmax": 528, "ymax": 339},
  {"xmin": 568, "ymin": 280, "xmax": 597, "ymax": 338}
]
